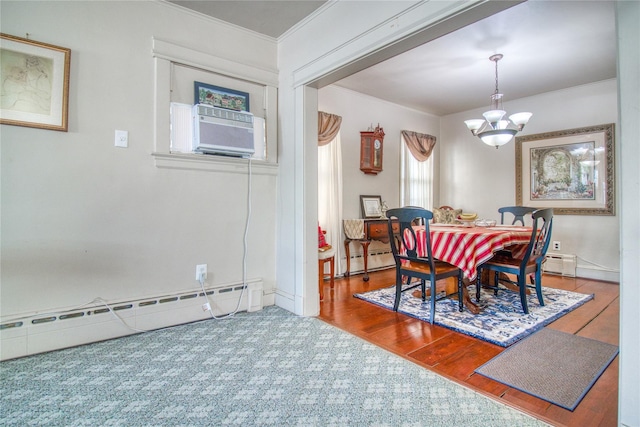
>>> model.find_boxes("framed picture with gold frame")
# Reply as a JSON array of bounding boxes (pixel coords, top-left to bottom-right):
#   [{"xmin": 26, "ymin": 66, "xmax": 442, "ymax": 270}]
[
  {"xmin": 515, "ymin": 123, "xmax": 614, "ymax": 215},
  {"xmin": 0, "ymin": 33, "xmax": 71, "ymax": 131}
]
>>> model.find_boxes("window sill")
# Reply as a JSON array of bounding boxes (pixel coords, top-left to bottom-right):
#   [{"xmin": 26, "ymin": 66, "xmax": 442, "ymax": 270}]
[{"xmin": 152, "ymin": 152, "xmax": 278, "ymax": 175}]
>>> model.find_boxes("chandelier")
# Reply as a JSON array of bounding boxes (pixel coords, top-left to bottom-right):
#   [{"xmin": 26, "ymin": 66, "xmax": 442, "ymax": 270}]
[{"xmin": 464, "ymin": 54, "xmax": 532, "ymax": 148}]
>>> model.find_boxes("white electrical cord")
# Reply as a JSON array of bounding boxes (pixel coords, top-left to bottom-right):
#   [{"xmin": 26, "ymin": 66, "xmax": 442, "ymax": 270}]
[
  {"xmin": 93, "ymin": 297, "xmax": 150, "ymax": 333},
  {"xmin": 201, "ymin": 157, "xmax": 252, "ymax": 320},
  {"xmin": 1, "ymin": 298, "xmax": 106, "ymax": 324},
  {"xmin": 576, "ymin": 255, "xmax": 620, "ymax": 272},
  {"xmin": 1, "ymin": 297, "xmax": 151, "ymax": 334}
]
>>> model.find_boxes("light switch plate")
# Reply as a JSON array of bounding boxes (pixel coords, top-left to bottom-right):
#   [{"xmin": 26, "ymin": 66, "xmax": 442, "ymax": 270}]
[{"xmin": 115, "ymin": 130, "xmax": 128, "ymax": 148}]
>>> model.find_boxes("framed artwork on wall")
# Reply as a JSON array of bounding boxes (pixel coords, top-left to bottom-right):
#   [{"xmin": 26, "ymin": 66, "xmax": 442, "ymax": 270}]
[
  {"xmin": 194, "ymin": 81, "xmax": 249, "ymax": 112},
  {"xmin": 0, "ymin": 33, "xmax": 71, "ymax": 131},
  {"xmin": 360, "ymin": 195, "xmax": 383, "ymax": 219},
  {"xmin": 515, "ymin": 123, "xmax": 615, "ymax": 215}
]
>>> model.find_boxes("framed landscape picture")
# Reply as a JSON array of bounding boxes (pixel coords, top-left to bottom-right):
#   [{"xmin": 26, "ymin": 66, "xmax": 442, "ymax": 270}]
[
  {"xmin": 0, "ymin": 33, "xmax": 71, "ymax": 131},
  {"xmin": 515, "ymin": 123, "xmax": 614, "ymax": 215},
  {"xmin": 194, "ymin": 81, "xmax": 249, "ymax": 112}
]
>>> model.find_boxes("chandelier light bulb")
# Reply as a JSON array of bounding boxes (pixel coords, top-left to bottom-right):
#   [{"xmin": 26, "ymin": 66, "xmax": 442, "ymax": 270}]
[
  {"xmin": 509, "ymin": 112, "xmax": 533, "ymax": 129},
  {"xmin": 496, "ymin": 120, "xmax": 509, "ymax": 130},
  {"xmin": 483, "ymin": 109, "xmax": 506, "ymax": 125},
  {"xmin": 464, "ymin": 119, "xmax": 485, "ymax": 132}
]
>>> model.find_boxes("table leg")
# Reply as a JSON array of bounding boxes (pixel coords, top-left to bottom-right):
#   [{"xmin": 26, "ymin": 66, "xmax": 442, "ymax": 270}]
[
  {"xmin": 480, "ymin": 270, "xmax": 531, "ymax": 295},
  {"xmin": 410, "ymin": 277, "xmax": 481, "ymax": 314},
  {"xmin": 461, "ymin": 278, "xmax": 480, "ymax": 314},
  {"xmin": 343, "ymin": 239, "xmax": 351, "ymax": 277},
  {"xmin": 361, "ymin": 240, "xmax": 371, "ymax": 281}
]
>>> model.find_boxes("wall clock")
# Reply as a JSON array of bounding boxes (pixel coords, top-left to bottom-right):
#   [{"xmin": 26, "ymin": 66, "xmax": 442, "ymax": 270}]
[{"xmin": 360, "ymin": 124, "xmax": 385, "ymax": 175}]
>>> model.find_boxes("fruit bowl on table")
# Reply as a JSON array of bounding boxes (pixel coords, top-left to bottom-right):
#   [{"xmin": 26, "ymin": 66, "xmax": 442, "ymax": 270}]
[{"xmin": 457, "ymin": 213, "xmax": 477, "ymax": 227}]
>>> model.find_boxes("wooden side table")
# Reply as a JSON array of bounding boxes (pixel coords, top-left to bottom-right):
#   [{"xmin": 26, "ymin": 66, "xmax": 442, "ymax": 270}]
[{"xmin": 343, "ymin": 218, "xmax": 398, "ymax": 281}]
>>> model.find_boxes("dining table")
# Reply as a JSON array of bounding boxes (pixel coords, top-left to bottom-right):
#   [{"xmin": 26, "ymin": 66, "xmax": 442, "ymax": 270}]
[{"xmin": 409, "ymin": 223, "xmax": 533, "ymax": 314}]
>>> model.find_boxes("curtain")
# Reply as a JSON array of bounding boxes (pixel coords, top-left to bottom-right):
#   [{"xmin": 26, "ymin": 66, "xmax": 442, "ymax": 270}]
[
  {"xmin": 318, "ymin": 112, "xmax": 344, "ymax": 275},
  {"xmin": 400, "ymin": 131, "xmax": 435, "ymax": 209},
  {"xmin": 318, "ymin": 112, "xmax": 342, "ymax": 146},
  {"xmin": 401, "ymin": 130, "xmax": 436, "ymax": 161}
]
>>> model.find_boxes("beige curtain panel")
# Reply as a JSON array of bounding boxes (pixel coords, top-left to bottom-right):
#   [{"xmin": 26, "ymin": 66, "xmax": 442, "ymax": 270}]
[
  {"xmin": 401, "ymin": 130, "xmax": 437, "ymax": 161},
  {"xmin": 318, "ymin": 111, "xmax": 343, "ymax": 146}
]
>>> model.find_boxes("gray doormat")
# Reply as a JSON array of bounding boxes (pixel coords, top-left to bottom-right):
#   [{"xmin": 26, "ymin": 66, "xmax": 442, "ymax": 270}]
[{"xmin": 475, "ymin": 328, "xmax": 618, "ymax": 410}]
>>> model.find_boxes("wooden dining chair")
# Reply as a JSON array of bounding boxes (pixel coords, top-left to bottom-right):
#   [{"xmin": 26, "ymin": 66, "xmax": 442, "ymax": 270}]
[
  {"xmin": 386, "ymin": 207, "xmax": 464, "ymax": 323},
  {"xmin": 498, "ymin": 206, "xmax": 537, "ymax": 225},
  {"xmin": 476, "ymin": 208, "xmax": 554, "ymax": 314},
  {"xmin": 497, "ymin": 206, "xmax": 537, "ymax": 285}
]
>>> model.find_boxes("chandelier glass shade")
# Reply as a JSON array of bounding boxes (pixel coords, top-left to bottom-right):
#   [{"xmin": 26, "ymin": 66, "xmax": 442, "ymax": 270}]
[{"xmin": 464, "ymin": 54, "xmax": 532, "ymax": 148}]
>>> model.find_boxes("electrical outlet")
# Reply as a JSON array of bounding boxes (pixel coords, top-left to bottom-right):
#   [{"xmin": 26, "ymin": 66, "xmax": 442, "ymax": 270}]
[
  {"xmin": 115, "ymin": 129, "xmax": 128, "ymax": 148},
  {"xmin": 195, "ymin": 264, "xmax": 207, "ymax": 281},
  {"xmin": 552, "ymin": 241, "xmax": 561, "ymax": 251}
]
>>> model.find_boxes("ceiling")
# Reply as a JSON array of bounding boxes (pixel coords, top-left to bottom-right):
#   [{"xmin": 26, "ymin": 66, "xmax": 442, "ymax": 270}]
[
  {"xmin": 168, "ymin": 1, "xmax": 617, "ymax": 116},
  {"xmin": 168, "ymin": 1, "xmax": 327, "ymax": 38}
]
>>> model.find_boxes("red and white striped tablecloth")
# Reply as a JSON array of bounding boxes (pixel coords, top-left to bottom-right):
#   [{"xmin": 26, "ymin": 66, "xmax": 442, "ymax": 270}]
[{"xmin": 410, "ymin": 224, "xmax": 533, "ymax": 280}]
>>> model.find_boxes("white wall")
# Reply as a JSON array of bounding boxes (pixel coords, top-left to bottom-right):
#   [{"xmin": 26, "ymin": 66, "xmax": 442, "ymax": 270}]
[
  {"xmin": 1, "ymin": 2, "xmax": 277, "ymax": 323},
  {"xmin": 440, "ymin": 79, "xmax": 620, "ymax": 282}
]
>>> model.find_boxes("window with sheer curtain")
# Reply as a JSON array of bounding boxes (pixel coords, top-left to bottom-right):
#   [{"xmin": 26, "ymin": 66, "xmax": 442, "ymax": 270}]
[
  {"xmin": 318, "ymin": 112, "xmax": 343, "ymax": 275},
  {"xmin": 400, "ymin": 131, "xmax": 435, "ymax": 209}
]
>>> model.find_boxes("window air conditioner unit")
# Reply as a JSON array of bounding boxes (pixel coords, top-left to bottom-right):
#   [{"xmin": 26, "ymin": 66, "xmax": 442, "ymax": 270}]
[{"xmin": 192, "ymin": 104, "xmax": 255, "ymax": 158}]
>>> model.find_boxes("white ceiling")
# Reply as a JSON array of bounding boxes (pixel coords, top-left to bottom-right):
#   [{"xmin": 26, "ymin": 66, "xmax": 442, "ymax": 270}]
[
  {"xmin": 168, "ymin": 0, "xmax": 327, "ymax": 38},
  {"xmin": 168, "ymin": 0, "xmax": 617, "ymax": 116}
]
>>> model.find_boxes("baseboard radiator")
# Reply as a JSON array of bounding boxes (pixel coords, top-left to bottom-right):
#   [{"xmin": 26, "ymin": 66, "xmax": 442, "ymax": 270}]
[
  {"xmin": 543, "ymin": 253, "xmax": 577, "ymax": 277},
  {"xmin": 345, "ymin": 250, "xmax": 394, "ymax": 274},
  {"xmin": 0, "ymin": 279, "xmax": 263, "ymax": 361}
]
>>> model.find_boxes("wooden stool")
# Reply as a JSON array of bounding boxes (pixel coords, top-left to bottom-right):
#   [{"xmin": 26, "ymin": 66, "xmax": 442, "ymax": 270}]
[{"xmin": 318, "ymin": 247, "xmax": 336, "ymax": 300}]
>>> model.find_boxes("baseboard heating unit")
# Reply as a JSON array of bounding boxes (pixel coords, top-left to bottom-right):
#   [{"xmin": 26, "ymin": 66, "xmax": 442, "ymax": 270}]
[
  {"xmin": 543, "ymin": 253, "xmax": 577, "ymax": 277},
  {"xmin": 0, "ymin": 279, "xmax": 263, "ymax": 361},
  {"xmin": 347, "ymin": 250, "xmax": 394, "ymax": 273}
]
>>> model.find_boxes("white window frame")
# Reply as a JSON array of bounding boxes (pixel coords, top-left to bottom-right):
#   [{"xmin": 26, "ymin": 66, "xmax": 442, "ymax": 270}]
[{"xmin": 151, "ymin": 38, "xmax": 278, "ymax": 175}]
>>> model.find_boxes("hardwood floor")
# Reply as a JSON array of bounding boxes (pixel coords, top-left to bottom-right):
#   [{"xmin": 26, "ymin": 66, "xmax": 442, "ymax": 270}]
[{"xmin": 319, "ymin": 268, "xmax": 619, "ymax": 427}]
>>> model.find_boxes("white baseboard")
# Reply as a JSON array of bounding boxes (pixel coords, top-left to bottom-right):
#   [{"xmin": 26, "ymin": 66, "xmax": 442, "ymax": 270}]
[
  {"xmin": 0, "ymin": 279, "xmax": 264, "ymax": 361},
  {"xmin": 575, "ymin": 267, "xmax": 619, "ymax": 283}
]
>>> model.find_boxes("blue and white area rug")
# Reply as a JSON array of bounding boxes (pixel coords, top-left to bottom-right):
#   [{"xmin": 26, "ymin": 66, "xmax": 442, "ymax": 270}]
[{"xmin": 355, "ymin": 284, "xmax": 593, "ymax": 347}]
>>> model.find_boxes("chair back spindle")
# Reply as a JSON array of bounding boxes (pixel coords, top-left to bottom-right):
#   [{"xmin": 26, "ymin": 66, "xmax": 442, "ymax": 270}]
[{"xmin": 499, "ymin": 206, "xmax": 537, "ymax": 226}]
